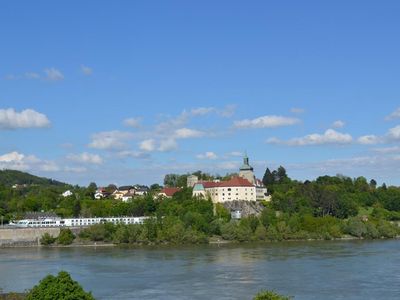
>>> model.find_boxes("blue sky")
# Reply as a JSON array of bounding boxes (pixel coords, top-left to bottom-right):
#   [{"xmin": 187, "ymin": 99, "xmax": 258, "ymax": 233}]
[{"xmin": 1, "ymin": 1, "xmax": 400, "ymax": 186}]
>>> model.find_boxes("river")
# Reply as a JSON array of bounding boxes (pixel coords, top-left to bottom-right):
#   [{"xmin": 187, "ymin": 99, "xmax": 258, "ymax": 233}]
[{"xmin": 1, "ymin": 240, "xmax": 399, "ymax": 299}]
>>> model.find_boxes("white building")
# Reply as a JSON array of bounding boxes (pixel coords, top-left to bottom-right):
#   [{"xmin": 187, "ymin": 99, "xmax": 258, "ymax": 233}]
[
  {"xmin": 192, "ymin": 155, "xmax": 270, "ymax": 203},
  {"xmin": 187, "ymin": 175, "xmax": 199, "ymax": 188}
]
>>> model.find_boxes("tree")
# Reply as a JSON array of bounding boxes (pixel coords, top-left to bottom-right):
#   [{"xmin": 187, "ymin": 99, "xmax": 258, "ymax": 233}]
[
  {"xmin": 163, "ymin": 174, "xmax": 179, "ymax": 187},
  {"xmin": 26, "ymin": 271, "xmax": 94, "ymax": 300},
  {"xmin": 262, "ymin": 168, "xmax": 275, "ymax": 186},
  {"xmin": 57, "ymin": 228, "xmax": 75, "ymax": 245},
  {"xmin": 253, "ymin": 290, "xmax": 291, "ymax": 300},
  {"xmin": 40, "ymin": 233, "xmax": 56, "ymax": 245},
  {"xmin": 276, "ymin": 166, "xmax": 289, "ymax": 183},
  {"xmin": 369, "ymin": 179, "xmax": 377, "ymax": 189}
]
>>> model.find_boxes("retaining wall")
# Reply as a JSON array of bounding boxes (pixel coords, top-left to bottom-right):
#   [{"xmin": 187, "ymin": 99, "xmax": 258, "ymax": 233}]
[{"xmin": 0, "ymin": 227, "xmax": 61, "ymax": 247}]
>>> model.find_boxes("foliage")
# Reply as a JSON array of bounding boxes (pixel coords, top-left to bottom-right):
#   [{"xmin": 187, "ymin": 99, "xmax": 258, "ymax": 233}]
[
  {"xmin": 0, "ymin": 169, "xmax": 68, "ymax": 187},
  {"xmin": 26, "ymin": 271, "xmax": 94, "ymax": 300},
  {"xmin": 40, "ymin": 233, "xmax": 56, "ymax": 246},
  {"xmin": 57, "ymin": 229, "xmax": 75, "ymax": 245},
  {"xmin": 253, "ymin": 290, "xmax": 292, "ymax": 300}
]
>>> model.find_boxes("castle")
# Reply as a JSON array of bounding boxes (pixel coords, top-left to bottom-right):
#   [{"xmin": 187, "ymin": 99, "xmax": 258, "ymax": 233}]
[{"xmin": 189, "ymin": 155, "xmax": 269, "ymax": 203}]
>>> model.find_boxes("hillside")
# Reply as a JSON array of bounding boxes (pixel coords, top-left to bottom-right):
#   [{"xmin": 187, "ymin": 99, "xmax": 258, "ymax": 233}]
[{"xmin": 0, "ymin": 169, "xmax": 68, "ymax": 187}]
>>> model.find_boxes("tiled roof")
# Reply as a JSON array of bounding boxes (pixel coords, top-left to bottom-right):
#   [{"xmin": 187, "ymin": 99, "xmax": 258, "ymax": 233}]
[
  {"xmin": 218, "ymin": 176, "xmax": 254, "ymax": 187},
  {"xmin": 199, "ymin": 177, "xmax": 254, "ymax": 188},
  {"xmin": 160, "ymin": 187, "xmax": 181, "ymax": 197}
]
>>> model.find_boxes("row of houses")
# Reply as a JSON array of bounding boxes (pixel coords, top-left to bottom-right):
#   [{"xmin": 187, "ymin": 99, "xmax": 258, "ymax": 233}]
[
  {"xmin": 95, "ymin": 185, "xmax": 149, "ymax": 201},
  {"xmin": 60, "ymin": 155, "xmax": 269, "ymax": 204}
]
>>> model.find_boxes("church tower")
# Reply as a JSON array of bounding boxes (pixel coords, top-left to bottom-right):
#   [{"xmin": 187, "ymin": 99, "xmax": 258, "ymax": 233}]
[{"xmin": 238, "ymin": 153, "xmax": 256, "ymax": 185}]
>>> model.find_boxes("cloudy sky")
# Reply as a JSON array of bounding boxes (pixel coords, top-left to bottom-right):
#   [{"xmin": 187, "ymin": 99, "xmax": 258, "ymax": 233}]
[{"xmin": 1, "ymin": 1, "xmax": 400, "ymax": 186}]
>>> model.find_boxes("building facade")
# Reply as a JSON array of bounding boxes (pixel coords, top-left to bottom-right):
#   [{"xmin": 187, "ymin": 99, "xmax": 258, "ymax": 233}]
[{"xmin": 192, "ymin": 155, "xmax": 269, "ymax": 203}]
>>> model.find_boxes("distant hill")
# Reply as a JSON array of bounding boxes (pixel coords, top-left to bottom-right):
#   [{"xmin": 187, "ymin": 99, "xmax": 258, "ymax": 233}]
[{"xmin": 0, "ymin": 169, "xmax": 68, "ymax": 187}]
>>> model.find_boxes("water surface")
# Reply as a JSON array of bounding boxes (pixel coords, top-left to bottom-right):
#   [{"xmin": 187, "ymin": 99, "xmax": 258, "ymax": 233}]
[{"xmin": 1, "ymin": 240, "xmax": 399, "ymax": 299}]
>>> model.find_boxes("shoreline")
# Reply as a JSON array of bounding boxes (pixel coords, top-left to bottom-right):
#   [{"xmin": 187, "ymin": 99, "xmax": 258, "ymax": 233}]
[{"xmin": 1, "ymin": 235, "xmax": 397, "ymax": 249}]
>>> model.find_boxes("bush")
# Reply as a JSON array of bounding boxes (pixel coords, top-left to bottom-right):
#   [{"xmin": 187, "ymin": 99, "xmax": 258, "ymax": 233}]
[
  {"xmin": 79, "ymin": 224, "xmax": 107, "ymax": 241},
  {"xmin": 253, "ymin": 290, "xmax": 291, "ymax": 300},
  {"xmin": 377, "ymin": 220, "xmax": 398, "ymax": 238},
  {"xmin": 220, "ymin": 222, "xmax": 237, "ymax": 240},
  {"xmin": 40, "ymin": 233, "xmax": 56, "ymax": 245},
  {"xmin": 344, "ymin": 218, "xmax": 367, "ymax": 237},
  {"xmin": 26, "ymin": 271, "xmax": 94, "ymax": 300},
  {"xmin": 57, "ymin": 229, "xmax": 75, "ymax": 245}
]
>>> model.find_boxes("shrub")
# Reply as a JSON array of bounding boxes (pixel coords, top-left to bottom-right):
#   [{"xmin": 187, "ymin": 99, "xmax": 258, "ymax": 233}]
[
  {"xmin": 220, "ymin": 222, "xmax": 237, "ymax": 240},
  {"xmin": 40, "ymin": 233, "xmax": 56, "ymax": 245},
  {"xmin": 377, "ymin": 220, "xmax": 398, "ymax": 238},
  {"xmin": 57, "ymin": 228, "xmax": 75, "ymax": 245},
  {"xmin": 253, "ymin": 290, "xmax": 291, "ymax": 300},
  {"xmin": 113, "ymin": 226, "xmax": 129, "ymax": 244},
  {"xmin": 266, "ymin": 226, "xmax": 282, "ymax": 241},
  {"xmin": 26, "ymin": 271, "xmax": 94, "ymax": 300},
  {"xmin": 344, "ymin": 218, "xmax": 367, "ymax": 238},
  {"xmin": 79, "ymin": 224, "xmax": 107, "ymax": 241},
  {"xmin": 254, "ymin": 224, "xmax": 267, "ymax": 240}
]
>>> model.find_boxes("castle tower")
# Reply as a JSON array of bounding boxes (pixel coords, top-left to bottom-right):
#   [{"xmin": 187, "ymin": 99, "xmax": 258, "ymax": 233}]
[{"xmin": 238, "ymin": 153, "xmax": 256, "ymax": 185}]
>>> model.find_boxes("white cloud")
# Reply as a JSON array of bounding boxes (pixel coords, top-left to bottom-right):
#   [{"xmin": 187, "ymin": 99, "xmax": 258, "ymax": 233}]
[
  {"xmin": 81, "ymin": 65, "xmax": 93, "ymax": 76},
  {"xmin": 174, "ymin": 128, "xmax": 205, "ymax": 139},
  {"xmin": 332, "ymin": 120, "xmax": 345, "ymax": 128},
  {"xmin": 88, "ymin": 131, "xmax": 133, "ymax": 150},
  {"xmin": 234, "ymin": 115, "xmax": 300, "ymax": 129},
  {"xmin": 24, "ymin": 72, "xmax": 41, "ymax": 79},
  {"xmin": 158, "ymin": 139, "xmax": 178, "ymax": 152},
  {"xmin": 139, "ymin": 139, "xmax": 156, "ymax": 152},
  {"xmin": 227, "ymin": 151, "xmax": 243, "ymax": 157},
  {"xmin": 117, "ymin": 151, "xmax": 150, "ymax": 159},
  {"xmin": 0, "ymin": 151, "xmax": 25, "ymax": 163},
  {"xmin": 385, "ymin": 107, "xmax": 400, "ymax": 121},
  {"xmin": 0, "ymin": 151, "xmax": 59, "ymax": 172},
  {"xmin": 196, "ymin": 151, "xmax": 218, "ymax": 160},
  {"xmin": 123, "ymin": 117, "xmax": 142, "ymax": 128},
  {"xmin": 190, "ymin": 107, "xmax": 215, "ymax": 116},
  {"xmin": 64, "ymin": 166, "xmax": 87, "ymax": 173},
  {"xmin": 372, "ymin": 146, "xmax": 400, "ymax": 154},
  {"xmin": 67, "ymin": 152, "xmax": 103, "ymax": 164},
  {"xmin": 0, "ymin": 108, "xmax": 50, "ymax": 129},
  {"xmin": 290, "ymin": 107, "xmax": 305, "ymax": 114},
  {"xmin": 44, "ymin": 68, "xmax": 64, "ymax": 81},
  {"xmin": 387, "ymin": 125, "xmax": 400, "ymax": 140},
  {"xmin": 218, "ymin": 104, "xmax": 236, "ymax": 118},
  {"xmin": 268, "ymin": 129, "xmax": 353, "ymax": 146},
  {"xmin": 358, "ymin": 135, "xmax": 381, "ymax": 145}
]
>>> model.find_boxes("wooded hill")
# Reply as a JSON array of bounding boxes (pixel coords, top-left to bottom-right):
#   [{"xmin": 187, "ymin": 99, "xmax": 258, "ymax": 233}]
[{"xmin": 0, "ymin": 169, "xmax": 68, "ymax": 187}]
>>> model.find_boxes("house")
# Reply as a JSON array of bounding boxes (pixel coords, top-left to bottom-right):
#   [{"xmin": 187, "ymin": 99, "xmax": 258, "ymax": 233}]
[
  {"xmin": 157, "ymin": 187, "xmax": 181, "ymax": 198},
  {"xmin": 192, "ymin": 155, "xmax": 270, "ymax": 203},
  {"xmin": 94, "ymin": 188, "xmax": 110, "ymax": 199},
  {"xmin": 112, "ymin": 186, "xmax": 135, "ymax": 200},
  {"xmin": 61, "ymin": 190, "xmax": 73, "ymax": 197},
  {"xmin": 135, "ymin": 186, "xmax": 149, "ymax": 196},
  {"xmin": 122, "ymin": 192, "xmax": 135, "ymax": 202}
]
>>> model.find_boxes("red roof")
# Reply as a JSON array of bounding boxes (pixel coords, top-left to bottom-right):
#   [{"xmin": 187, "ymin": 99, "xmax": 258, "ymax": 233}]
[
  {"xmin": 160, "ymin": 187, "xmax": 181, "ymax": 197},
  {"xmin": 198, "ymin": 177, "xmax": 253, "ymax": 188},
  {"xmin": 218, "ymin": 176, "xmax": 254, "ymax": 187}
]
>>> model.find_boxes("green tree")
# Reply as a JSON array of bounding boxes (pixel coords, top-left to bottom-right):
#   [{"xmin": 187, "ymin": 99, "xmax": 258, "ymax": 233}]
[
  {"xmin": 253, "ymin": 290, "xmax": 291, "ymax": 300},
  {"xmin": 40, "ymin": 233, "xmax": 56, "ymax": 245},
  {"xmin": 26, "ymin": 271, "xmax": 94, "ymax": 300},
  {"xmin": 262, "ymin": 168, "xmax": 275, "ymax": 186},
  {"xmin": 57, "ymin": 228, "xmax": 75, "ymax": 245}
]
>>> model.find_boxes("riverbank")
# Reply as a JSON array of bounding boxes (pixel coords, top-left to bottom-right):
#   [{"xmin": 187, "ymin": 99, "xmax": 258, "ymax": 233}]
[{"xmin": 2, "ymin": 231, "xmax": 398, "ymax": 249}]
